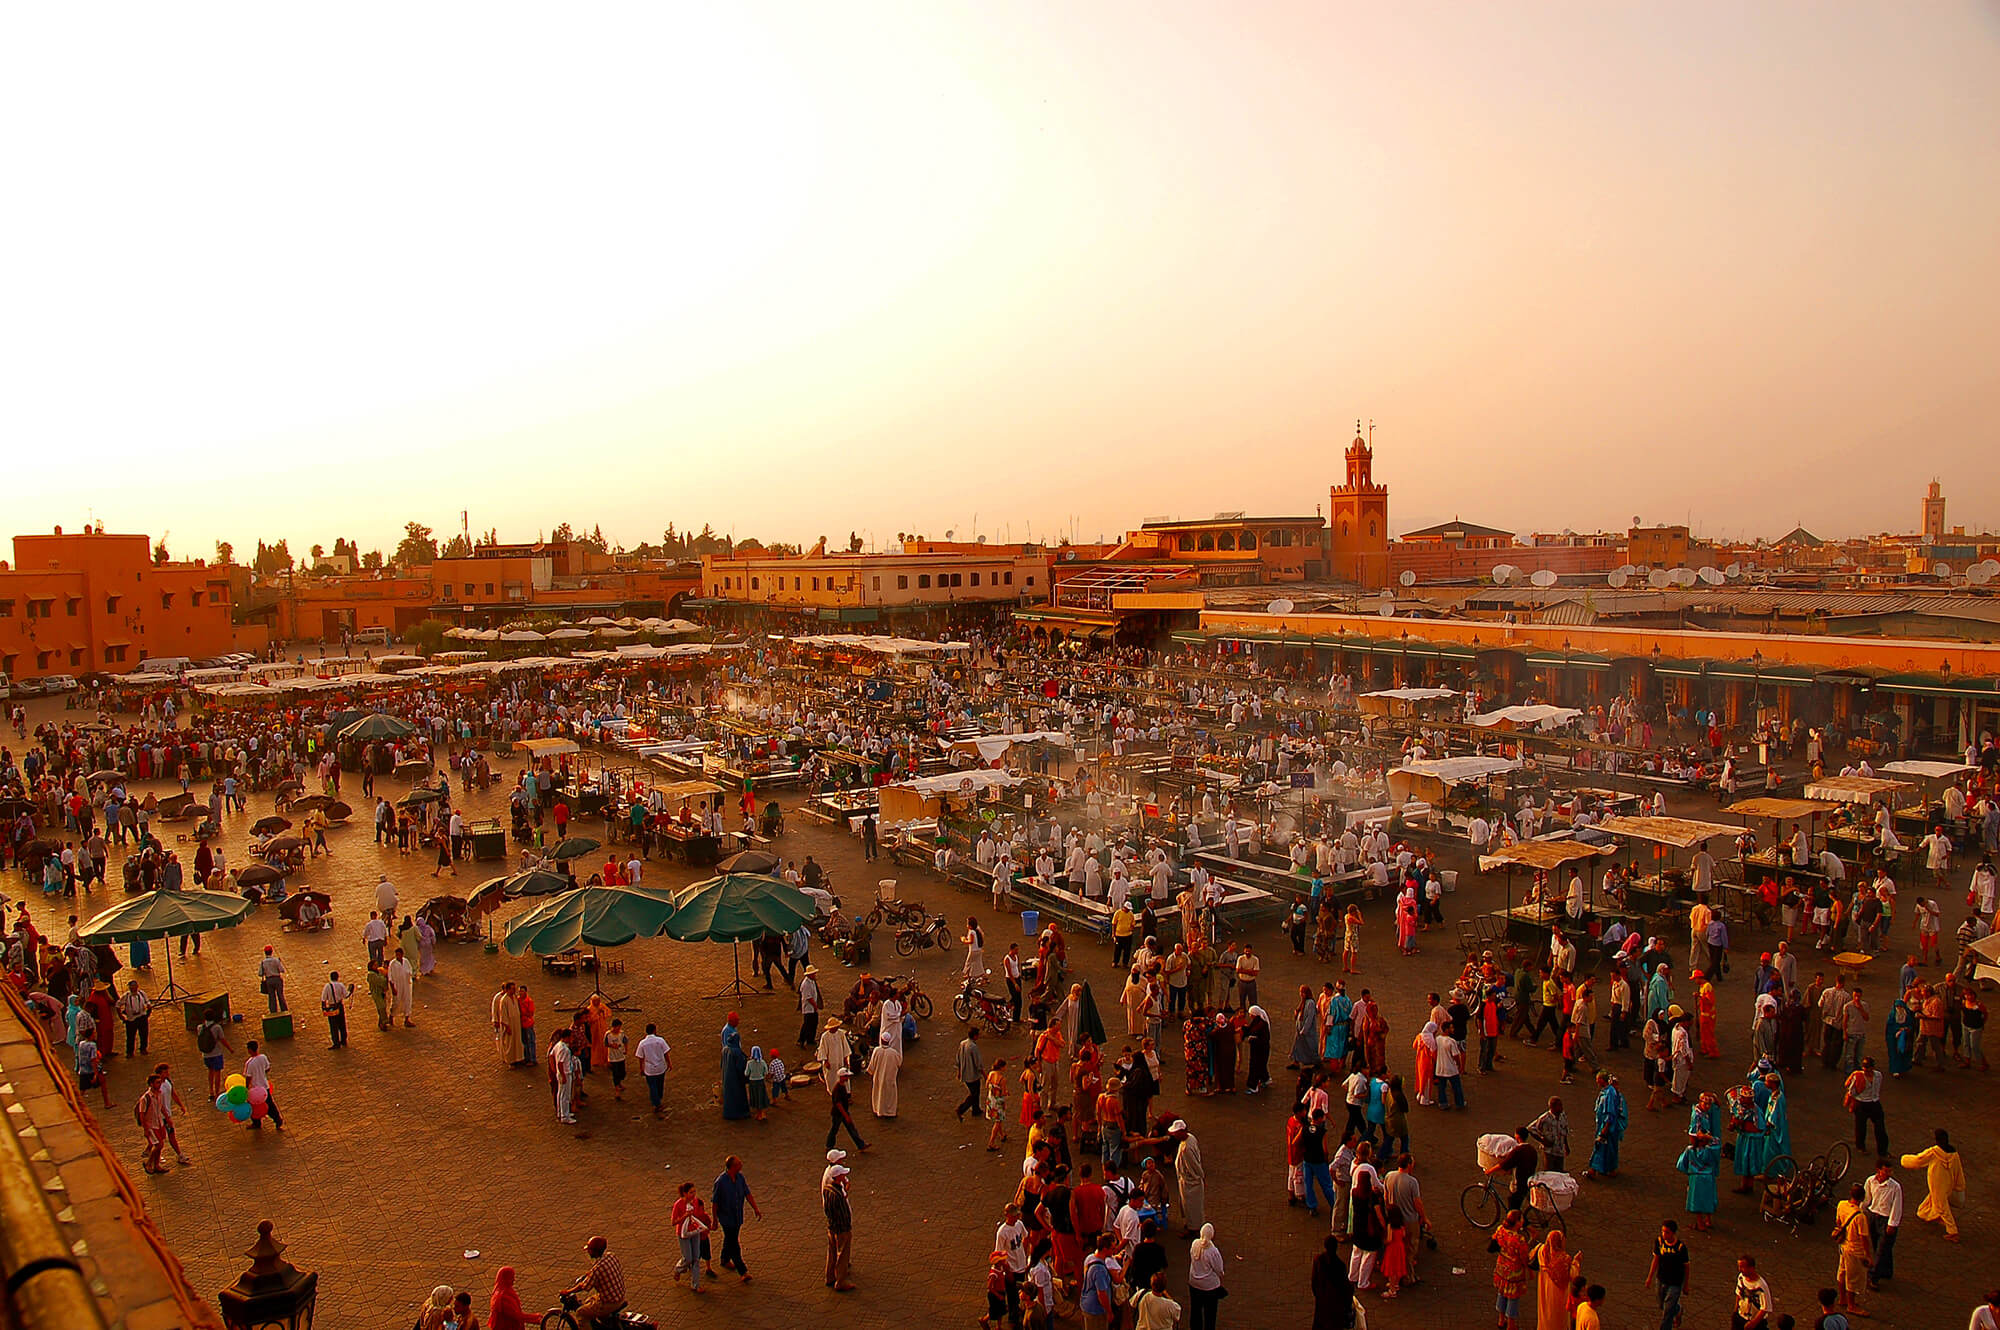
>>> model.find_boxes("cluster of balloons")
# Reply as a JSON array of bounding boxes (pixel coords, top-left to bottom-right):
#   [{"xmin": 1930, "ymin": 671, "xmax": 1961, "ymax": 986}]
[{"xmin": 212, "ymin": 1074, "xmax": 269, "ymax": 1123}]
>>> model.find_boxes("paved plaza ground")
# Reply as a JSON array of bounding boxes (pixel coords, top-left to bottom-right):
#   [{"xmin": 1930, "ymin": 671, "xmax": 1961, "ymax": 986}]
[{"xmin": 18, "ymin": 711, "xmax": 1994, "ymax": 1329}]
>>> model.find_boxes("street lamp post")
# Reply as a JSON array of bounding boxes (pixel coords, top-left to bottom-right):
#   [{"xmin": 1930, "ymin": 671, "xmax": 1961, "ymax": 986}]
[{"xmin": 218, "ymin": 1221, "xmax": 317, "ymax": 1330}]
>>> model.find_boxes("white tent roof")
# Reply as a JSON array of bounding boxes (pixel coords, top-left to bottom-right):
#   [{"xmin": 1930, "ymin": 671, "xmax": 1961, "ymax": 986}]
[
  {"xmin": 1469, "ymin": 705, "xmax": 1585, "ymax": 731},
  {"xmin": 1396, "ymin": 755, "xmax": 1520, "ymax": 782},
  {"xmin": 1360, "ymin": 687, "xmax": 1458, "ymax": 701},
  {"xmin": 1880, "ymin": 759, "xmax": 1975, "ymax": 780},
  {"xmin": 891, "ymin": 768, "xmax": 1026, "ymax": 796},
  {"xmin": 941, "ymin": 731, "xmax": 1072, "ymax": 762}
]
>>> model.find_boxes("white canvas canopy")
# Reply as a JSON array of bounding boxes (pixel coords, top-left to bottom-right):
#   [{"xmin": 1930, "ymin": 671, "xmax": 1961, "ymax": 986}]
[
  {"xmin": 1469, "ymin": 704, "xmax": 1584, "ymax": 732},
  {"xmin": 1360, "ymin": 687, "xmax": 1458, "ymax": 702},
  {"xmin": 942, "ymin": 731, "xmax": 1072, "ymax": 762},
  {"xmin": 1386, "ymin": 755, "xmax": 1519, "ymax": 807},
  {"xmin": 1880, "ymin": 760, "xmax": 1975, "ymax": 781}
]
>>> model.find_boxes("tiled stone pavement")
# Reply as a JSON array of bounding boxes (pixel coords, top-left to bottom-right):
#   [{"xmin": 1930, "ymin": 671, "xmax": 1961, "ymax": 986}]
[{"xmin": 22, "ymin": 746, "xmax": 1993, "ymax": 1329}]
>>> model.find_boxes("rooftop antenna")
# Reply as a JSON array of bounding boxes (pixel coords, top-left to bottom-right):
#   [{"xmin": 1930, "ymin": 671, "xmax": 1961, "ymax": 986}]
[{"xmin": 1368, "ymin": 419, "xmax": 1375, "ymax": 445}]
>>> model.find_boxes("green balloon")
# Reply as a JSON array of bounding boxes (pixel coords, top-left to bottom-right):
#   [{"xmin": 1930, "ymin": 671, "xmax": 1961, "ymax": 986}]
[{"xmin": 225, "ymin": 1085, "xmax": 248, "ymax": 1105}]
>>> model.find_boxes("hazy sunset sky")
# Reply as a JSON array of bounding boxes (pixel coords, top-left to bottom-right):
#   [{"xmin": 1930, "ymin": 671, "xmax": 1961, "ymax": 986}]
[{"xmin": 4, "ymin": 3, "xmax": 1996, "ymax": 560}]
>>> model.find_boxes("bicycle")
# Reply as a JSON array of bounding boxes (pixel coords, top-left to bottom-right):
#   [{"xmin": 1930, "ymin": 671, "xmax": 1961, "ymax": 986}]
[
  {"xmin": 1460, "ymin": 1176, "xmax": 1565, "ymax": 1235},
  {"xmin": 1758, "ymin": 1142, "xmax": 1851, "ymax": 1233}
]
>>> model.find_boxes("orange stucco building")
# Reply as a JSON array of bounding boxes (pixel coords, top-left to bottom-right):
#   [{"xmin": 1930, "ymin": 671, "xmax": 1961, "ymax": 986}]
[{"xmin": 0, "ymin": 527, "xmax": 234, "ymax": 680}]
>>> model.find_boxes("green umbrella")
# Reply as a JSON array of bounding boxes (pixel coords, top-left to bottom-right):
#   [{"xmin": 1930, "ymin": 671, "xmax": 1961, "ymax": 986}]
[
  {"xmin": 664, "ymin": 874, "xmax": 818, "ymax": 942},
  {"xmin": 339, "ymin": 712, "xmax": 416, "ymax": 743},
  {"xmin": 663, "ymin": 874, "xmax": 819, "ymax": 999},
  {"xmin": 502, "ymin": 883, "xmax": 678, "ymax": 1005},
  {"xmin": 546, "ymin": 836, "xmax": 601, "ymax": 862},
  {"xmin": 471, "ymin": 868, "xmax": 572, "ymax": 908},
  {"xmin": 78, "ymin": 889, "xmax": 253, "ymax": 1003}
]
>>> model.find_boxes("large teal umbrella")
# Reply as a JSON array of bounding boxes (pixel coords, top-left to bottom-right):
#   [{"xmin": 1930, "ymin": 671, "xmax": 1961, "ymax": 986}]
[
  {"xmin": 502, "ymin": 883, "xmax": 679, "ymax": 1005},
  {"xmin": 78, "ymin": 889, "xmax": 253, "ymax": 1003},
  {"xmin": 339, "ymin": 712, "xmax": 416, "ymax": 743},
  {"xmin": 663, "ymin": 874, "xmax": 819, "ymax": 999}
]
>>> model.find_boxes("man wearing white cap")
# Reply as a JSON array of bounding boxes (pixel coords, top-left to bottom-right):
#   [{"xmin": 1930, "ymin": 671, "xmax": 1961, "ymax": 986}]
[
  {"xmin": 822, "ymin": 1150, "xmax": 856, "ymax": 1291},
  {"xmin": 1170, "ymin": 1120, "xmax": 1205, "ymax": 1236}
]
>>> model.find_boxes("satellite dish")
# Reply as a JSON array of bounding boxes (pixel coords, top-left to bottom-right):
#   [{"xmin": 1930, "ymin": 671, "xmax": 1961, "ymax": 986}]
[
  {"xmin": 1607, "ymin": 569, "xmax": 1629, "ymax": 588},
  {"xmin": 1491, "ymin": 566, "xmax": 1514, "ymax": 585},
  {"xmin": 1378, "ymin": 602, "xmax": 1396, "ymax": 618},
  {"xmin": 1647, "ymin": 568, "xmax": 1670, "ymax": 588},
  {"xmin": 1725, "ymin": 562, "xmax": 1742, "ymax": 578},
  {"xmin": 1618, "ymin": 564, "xmax": 1637, "ymax": 577},
  {"xmin": 1674, "ymin": 568, "xmax": 1700, "ymax": 587},
  {"xmin": 1267, "ymin": 598, "xmax": 1295, "ymax": 615},
  {"xmin": 1530, "ymin": 569, "xmax": 1558, "ymax": 588},
  {"xmin": 1698, "ymin": 567, "xmax": 1725, "ymax": 586},
  {"xmin": 1934, "ymin": 563, "xmax": 1953, "ymax": 578},
  {"xmin": 1399, "ymin": 569, "xmax": 1417, "ymax": 587}
]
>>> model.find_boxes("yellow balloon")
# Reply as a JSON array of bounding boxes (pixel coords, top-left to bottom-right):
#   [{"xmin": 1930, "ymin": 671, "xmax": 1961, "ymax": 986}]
[{"xmin": 224, "ymin": 1074, "xmax": 247, "ymax": 1091}]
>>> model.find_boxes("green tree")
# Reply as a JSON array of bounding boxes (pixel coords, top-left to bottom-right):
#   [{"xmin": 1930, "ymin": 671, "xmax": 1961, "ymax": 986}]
[
  {"xmin": 310, "ymin": 543, "xmax": 325, "ymax": 559},
  {"xmin": 440, "ymin": 533, "xmax": 472, "ymax": 559},
  {"xmin": 583, "ymin": 523, "xmax": 609, "ymax": 553},
  {"xmin": 550, "ymin": 522, "xmax": 575, "ymax": 545},
  {"xmin": 214, "ymin": 540, "xmax": 234, "ymax": 565},
  {"xmin": 152, "ymin": 537, "xmax": 170, "ymax": 565},
  {"xmin": 402, "ymin": 617, "xmax": 452, "ymax": 655},
  {"xmin": 848, "ymin": 531, "xmax": 864, "ymax": 553},
  {"xmin": 361, "ymin": 549, "xmax": 384, "ymax": 571},
  {"xmin": 395, "ymin": 522, "xmax": 438, "ymax": 567},
  {"xmin": 253, "ymin": 539, "xmax": 292, "ymax": 575}
]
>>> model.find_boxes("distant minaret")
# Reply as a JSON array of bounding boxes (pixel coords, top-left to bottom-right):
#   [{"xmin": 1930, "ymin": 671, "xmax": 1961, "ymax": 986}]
[
  {"xmin": 1923, "ymin": 480, "xmax": 1946, "ymax": 543},
  {"xmin": 1330, "ymin": 418, "xmax": 1390, "ymax": 587}
]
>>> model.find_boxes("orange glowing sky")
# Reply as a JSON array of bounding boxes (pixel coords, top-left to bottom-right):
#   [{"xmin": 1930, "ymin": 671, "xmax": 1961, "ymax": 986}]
[{"xmin": 3, "ymin": 3, "xmax": 1996, "ymax": 558}]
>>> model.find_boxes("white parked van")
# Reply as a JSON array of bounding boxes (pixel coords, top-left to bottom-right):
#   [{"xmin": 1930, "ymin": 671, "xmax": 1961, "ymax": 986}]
[
  {"xmin": 352, "ymin": 627, "xmax": 392, "ymax": 647},
  {"xmin": 145, "ymin": 656, "xmax": 195, "ymax": 677}
]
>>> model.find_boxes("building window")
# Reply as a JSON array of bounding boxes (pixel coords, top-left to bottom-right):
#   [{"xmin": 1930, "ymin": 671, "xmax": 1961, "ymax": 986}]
[
  {"xmin": 751, "ymin": 578, "xmax": 760, "ymax": 591},
  {"xmin": 1177, "ymin": 535, "xmax": 1194, "ymax": 552},
  {"xmin": 1004, "ymin": 571, "xmax": 1013, "ymax": 585},
  {"xmin": 897, "ymin": 575, "xmax": 908, "ymax": 590},
  {"xmin": 485, "ymin": 583, "xmax": 496, "ymax": 596},
  {"xmin": 1217, "ymin": 533, "xmax": 1236, "ymax": 551},
  {"xmin": 160, "ymin": 593, "xmax": 174, "ymax": 610},
  {"xmin": 1369, "ymin": 521, "xmax": 1378, "ymax": 537},
  {"xmin": 0, "ymin": 600, "xmax": 12, "ymax": 618},
  {"xmin": 66, "ymin": 597, "xmax": 80, "ymax": 615},
  {"xmin": 106, "ymin": 595, "xmax": 120, "ymax": 613},
  {"xmin": 190, "ymin": 592, "xmax": 203, "ymax": 607},
  {"xmin": 872, "ymin": 577, "xmax": 881, "ymax": 591},
  {"xmin": 36, "ymin": 652, "xmax": 52, "ymax": 670},
  {"xmin": 970, "ymin": 572, "xmax": 980, "ymax": 586},
  {"xmin": 69, "ymin": 649, "xmax": 83, "ymax": 666},
  {"xmin": 918, "ymin": 575, "xmax": 931, "ymax": 589},
  {"xmin": 1196, "ymin": 533, "xmax": 1214, "ymax": 551},
  {"xmin": 1239, "ymin": 531, "xmax": 1257, "ymax": 550},
  {"xmin": 794, "ymin": 578, "xmax": 802, "ymax": 590},
  {"xmin": 1026, "ymin": 576, "xmax": 1035, "ymax": 586},
  {"xmin": 812, "ymin": 577, "xmax": 820, "ymax": 591}
]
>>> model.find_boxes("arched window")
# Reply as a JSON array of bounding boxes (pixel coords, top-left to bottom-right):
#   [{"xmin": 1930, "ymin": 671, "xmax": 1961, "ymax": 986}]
[
  {"xmin": 1369, "ymin": 521, "xmax": 1378, "ymax": 537},
  {"xmin": 1177, "ymin": 535, "xmax": 1194, "ymax": 552},
  {"xmin": 1217, "ymin": 532, "xmax": 1236, "ymax": 551},
  {"xmin": 1197, "ymin": 533, "xmax": 1216, "ymax": 551},
  {"xmin": 1239, "ymin": 531, "xmax": 1257, "ymax": 551},
  {"xmin": 1341, "ymin": 521, "xmax": 1350, "ymax": 537}
]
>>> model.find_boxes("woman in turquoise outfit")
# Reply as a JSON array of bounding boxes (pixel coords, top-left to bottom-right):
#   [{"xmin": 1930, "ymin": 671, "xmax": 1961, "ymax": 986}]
[
  {"xmin": 1687, "ymin": 1089, "xmax": 1722, "ymax": 1143},
  {"xmin": 1884, "ymin": 999, "xmax": 1917, "ymax": 1077},
  {"xmin": 1675, "ymin": 1132, "xmax": 1721, "ymax": 1228},
  {"xmin": 1322, "ymin": 985, "xmax": 1352, "ymax": 1064},
  {"xmin": 1728, "ymin": 1080, "xmax": 1766, "ymax": 1191}
]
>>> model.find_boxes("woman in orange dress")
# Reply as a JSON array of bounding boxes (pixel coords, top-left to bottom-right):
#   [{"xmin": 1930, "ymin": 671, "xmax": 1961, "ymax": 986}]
[
  {"xmin": 1695, "ymin": 973, "xmax": 1720, "ymax": 1058},
  {"xmin": 1529, "ymin": 1228, "xmax": 1579, "ymax": 1330},
  {"xmin": 1412, "ymin": 1021, "xmax": 1438, "ymax": 1106}
]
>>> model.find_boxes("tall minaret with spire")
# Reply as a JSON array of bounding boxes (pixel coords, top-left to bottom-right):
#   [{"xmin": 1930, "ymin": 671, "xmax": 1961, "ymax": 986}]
[{"xmin": 1330, "ymin": 418, "xmax": 1390, "ymax": 587}]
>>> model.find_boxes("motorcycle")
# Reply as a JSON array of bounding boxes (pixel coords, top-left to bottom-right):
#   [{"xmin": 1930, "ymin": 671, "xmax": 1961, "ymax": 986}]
[
  {"xmin": 540, "ymin": 1289, "xmax": 656, "ymax": 1330},
  {"xmin": 952, "ymin": 972, "xmax": 1014, "ymax": 1035},
  {"xmin": 893, "ymin": 912, "xmax": 953, "ymax": 958},
  {"xmin": 866, "ymin": 894, "xmax": 927, "ymax": 929}
]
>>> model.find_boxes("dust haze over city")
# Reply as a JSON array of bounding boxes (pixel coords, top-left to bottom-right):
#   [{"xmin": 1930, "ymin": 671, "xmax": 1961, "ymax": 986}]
[{"xmin": 4, "ymin": 7, "xmax": 2000, "ymax": 1330}]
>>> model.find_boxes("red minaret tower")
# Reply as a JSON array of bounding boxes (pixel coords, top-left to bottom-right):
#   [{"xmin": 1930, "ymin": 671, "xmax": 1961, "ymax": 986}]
[{"xmin": 1330, "ymin": 420, "xmax": 1390, "ymax": 587}]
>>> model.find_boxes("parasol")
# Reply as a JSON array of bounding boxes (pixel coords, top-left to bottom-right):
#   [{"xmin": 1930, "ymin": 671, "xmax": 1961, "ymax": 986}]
[
  {"xmin": 78, "ymin": 889, "xmax": 252, "ymax": 1002},
  {"xmin": 663, "ymin": 874, "xmax": 818, "ymax": 999},
  {"xmin": 250, "ymin": 815, "xmax": 292, "ymax": 836},
  {"xmin": 545, "ymin": 836, "xmax": 601, "ymax": 862},
  {"xmin": 338, "ymin": 712, "xmax": 416, "ymax": 743},
  {"xmin": 235, "ymin": 863, "xmax": 289, "ymax": 889},
  {"xmin": 279, "ymin": 890, "xmax": 332, "ymax": 924},
  {"xmin": 502, "ymin": 883, "xmax": 679, "ymax": 1005},
  {"xmin": 717, "ymin": 849, "xmax": 781, "ymax": 875}
]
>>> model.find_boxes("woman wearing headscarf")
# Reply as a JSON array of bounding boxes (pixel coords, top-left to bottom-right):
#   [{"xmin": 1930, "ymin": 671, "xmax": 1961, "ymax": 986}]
[
  {"xmin": 415, "ymin": 914, "xmax": 438, "ymax": 976},
  {"xmin": 1346, "ymin": 1170, "xmax": 1388, "ymax": 1292},
  {"xmin": 1243, "ymin": 1006, "xmax": 1271, "ymax": 1094},
  {"xmin": 1412, "ymin": 1022, "xmax": 1438, "ymax": 1106},
  {"xmin": 1900, "ymin": 1128, "xmax": 1965, "ymax": 1242},
  {"xmin": 1209, "ymin": 1010, "xmax": 1239, "ymax": 1094},
  {"xmin": 1529, "ymin": 1227, "xmax": 1578, "ymax": 1330},
  {"xmin": 1760, "ymin": 1072, "xmax": 1791, "ymax": 1165},
  {"xmin": 1309, "ymin": 1234, "xmax": 1359, "ymax": 1330},
  {"xmin": 719, "ymin": 1021, "xmax": 750, "ymax": 1121},
  {"xmin": 1186, "ymin": 1223, "xmax": 1226, "ymax": 1330},
  {"xmin": 1583, "ymin": 1072, "xmax": 1626, "ymax": 1179},
  {"xmin": 1884, "ymin": 997, "xmax": 1917, "ymax": 1076},
  {"xmin": 1290, "ymin": 985, "xmax": 1320, "ymax": 1069},
  {"xmin": 417, "ymin": 1285, "xmax": 454, "ymax": 1330},
  {"xmin": 488, "ymin": 1267, "xmax": 525, "ymax": 1330}
]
